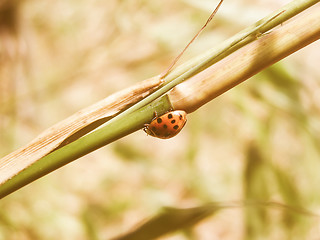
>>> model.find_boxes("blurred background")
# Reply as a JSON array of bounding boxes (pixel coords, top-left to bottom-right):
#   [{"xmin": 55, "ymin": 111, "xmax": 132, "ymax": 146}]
[{"xmin": 0, "ymin": 0, "xmax": 319, "ymax": 239}]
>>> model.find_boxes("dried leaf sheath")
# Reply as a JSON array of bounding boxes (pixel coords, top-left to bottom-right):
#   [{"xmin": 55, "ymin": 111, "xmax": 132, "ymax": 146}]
[
  {"xmin": 0, "ymin": 76, "xmax": 161, "ymax": 184},
  {"xmin": 168, "ymin": 5, "xmax": 320, "ymax": 113}
]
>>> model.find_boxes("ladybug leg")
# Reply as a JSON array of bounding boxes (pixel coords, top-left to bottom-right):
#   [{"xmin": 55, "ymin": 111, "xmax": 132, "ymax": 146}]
[
  {"xmin": 151, "ymin": 111, "xmax": 158, "ymax": 121},
  {"xmin": 153, "ymin": 111, "xmax": 158, "ymax": 118},
  {"xmin": 143, "ymin": 124, "xmax": 150, "ymax": 134}
]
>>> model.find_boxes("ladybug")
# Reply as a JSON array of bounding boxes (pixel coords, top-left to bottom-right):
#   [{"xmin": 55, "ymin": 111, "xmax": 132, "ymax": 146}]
[{"xmin": 143, "ymin": 110, "xmax": 187, "ymax": 139}]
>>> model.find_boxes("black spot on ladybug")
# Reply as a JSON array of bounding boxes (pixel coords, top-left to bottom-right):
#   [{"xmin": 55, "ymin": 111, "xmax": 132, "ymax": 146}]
[
  {"xmin": 157, "ymin": 118, "xmax": 162, "ymax": 123},
  {"xmin": 179, "ymin": 114, "xmax": 183, "ymax": 120},
  {"xmin": 168, "ymin": 114, "xmax": 173, "ymax": 119},
  {"xmin": 171, "ymin": 119, "xmax": 176, "ymax": 124},
  {"xmin": 163, "ymin": 124, "xmax": 168, "ymax": 129},
  {"xmin": 173, "ymin": 125, "xmax": 179, "ymax": 130}
]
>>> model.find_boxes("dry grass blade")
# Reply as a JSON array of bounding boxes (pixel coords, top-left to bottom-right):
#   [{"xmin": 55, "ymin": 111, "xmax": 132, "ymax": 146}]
[
  {"xmin": 160, "ymin": 0, "xmax": 224, "ymax": 79},
  {"xmin": 111, "ymin": 201, "xmax": 319, "ymax": 239},
  {"xmin": 0, "ymin": 77, "xmax": 161, "ymax": 185}
]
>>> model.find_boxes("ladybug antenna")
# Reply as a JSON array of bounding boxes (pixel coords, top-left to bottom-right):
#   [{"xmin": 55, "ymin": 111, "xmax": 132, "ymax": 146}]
[{"xmin": 159, "ymin": 0, "xmax": 224, "ymax": 80}]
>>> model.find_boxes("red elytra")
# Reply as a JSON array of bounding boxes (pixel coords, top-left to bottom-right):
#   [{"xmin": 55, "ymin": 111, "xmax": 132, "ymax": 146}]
[{"xmin": 143, "ymin": 110, "xmax": 187, "ymax": 139}]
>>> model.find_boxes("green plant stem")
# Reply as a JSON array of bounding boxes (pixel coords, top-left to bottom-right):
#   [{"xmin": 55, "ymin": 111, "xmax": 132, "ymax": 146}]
[
  {"xmin": 0, "ymin": 96, "xmax": 172, "ymax": 198},
  {"xmin": 0, "ymin": 0, "xmax": 318, "ymax": 198},
  {"xmin": 164, "ymin": 0, "xmax": 319, "ymax": 82}
]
